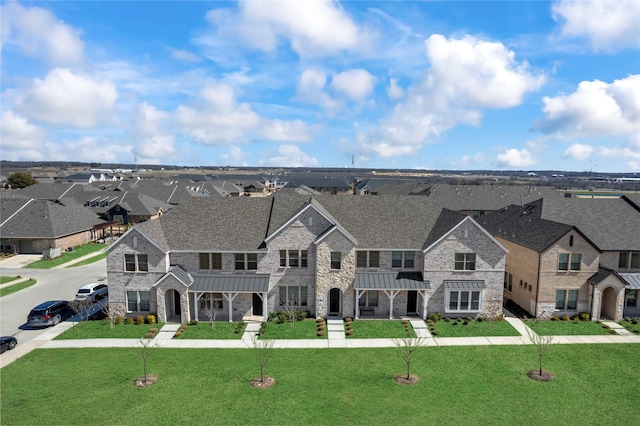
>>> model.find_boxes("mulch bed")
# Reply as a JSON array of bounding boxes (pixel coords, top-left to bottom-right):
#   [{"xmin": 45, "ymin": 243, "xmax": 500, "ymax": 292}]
[
  {"xmin": 394, "ymin": 374, "xmax": 419, "ymax": 385},
  {"xmin": 134, "ymin": 374, "xmax": 158, "ymax": 387},
  {"xmin": 250, "ymin": 376, "xmax": 276, "ymax": 388},
  {"xmin": 527, "ymin": 370, "xmax": 555, "ymax": 381}
]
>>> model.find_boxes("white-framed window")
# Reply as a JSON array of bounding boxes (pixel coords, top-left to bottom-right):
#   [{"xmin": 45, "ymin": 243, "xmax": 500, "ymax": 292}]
[
  {"xmin": 235, "ymin": 253, "xmax": 258, "ymax": 270},
  {"xmin": 330, "ymin": 252, "xmax": 341, "ymax": 270},
  {"xmin": 446, "ymin": 290, "xmax": 482, "ymax": 312},
  {"xmin": 199, "ymin": 253, "xmax": 222, "ymax": 270},
  {"xmin": 124, "ymin": 253, "xmax": 148, "ymax": 272},
  {"xmin": 126, "ymin": 290, "xmax": 150, "ymax": 311},
  {"xmin": 356, "ymin": 251, "xmax": 379, "ymax": 268},
  {"xmin": 454, "ymin": 253, "xmax": 476, "ymax": 271},
  {"xmin": 358, "ymin": 290, "xmax": 379, "ymax": 307},
  {"xmin": 619, "ymin": 252, "xmax": 640, "ymax": 269},
  {"xmin": 278, "ymin": 285, "xmax": 308, "ymax": 307},
  {"xmin": 626, "ymin": 290, "xmax": 638, "ymax": 307},
  {"xmin": 200, "ymin": 293, "xmax": 223, "ymax": 310},
  {"xmin": 558, "ymin": 253, "xmax": 581, "ymax": 271},
  {"xmin": 279, "ymin": 250, "xmax": 308, "ymax": 268},
  {"xmin": 555, "ymin": 289, "xmax": 578, "ymax": 310},
  {"xmin": 392, "ymin": 251, "xmax": 414, "ymax": 268}
]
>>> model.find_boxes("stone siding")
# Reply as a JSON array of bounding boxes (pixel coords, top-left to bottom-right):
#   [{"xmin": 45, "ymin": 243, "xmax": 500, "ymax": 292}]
[{"xmin": 315, "ymin": 231, "xmax": 356, "ymax": 317}]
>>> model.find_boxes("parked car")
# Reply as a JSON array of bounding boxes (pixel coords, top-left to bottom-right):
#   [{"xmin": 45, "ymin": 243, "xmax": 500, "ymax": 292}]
[
  {"xmin": 74, "ymin": 282, "xmax": 108, "ymax": 302},
  {"xmin": 27, "ymin": 300, "xmax": 75, "ymax": 327},
  {"xmin": 1, "ymin": 336, "xmax": 17, "ymax": 353}
]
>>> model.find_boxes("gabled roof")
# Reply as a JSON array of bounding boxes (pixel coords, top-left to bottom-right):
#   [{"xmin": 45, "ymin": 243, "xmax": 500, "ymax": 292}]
[
  {"xmin": 426, "ymin": 184, "xmax": 562, "ymax": 211},
  {"xmin": 0, "ymin": 198, "xmax": 105, "ymax": 239},
  {"xmin": 14, "ymin": 182, "xmax": 84, "ymax": 201}
]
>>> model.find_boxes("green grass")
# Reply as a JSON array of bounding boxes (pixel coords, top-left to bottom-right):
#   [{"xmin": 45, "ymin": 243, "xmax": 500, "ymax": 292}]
[
  {"xmin": 430, "ymin": 318, "xmax": 520, "ymax": 337},
  {"xmin": 1, "ymin": 345, "xmax": 638, "ymax": 425},
  {"xmin": 54, "ymin": 320, "xmax": 164, "ymax": 339},
  {"xmin": 25, "ymin": 243, "xmax": 106, "ymax": 269},
  {"xmin": 525, "ymin": 319, "xmax": 612, "ymax": 335},
  {"xmin": 0, "ymin": 276, "xmax": 20, "ymax": 284},
  {"xmin": 261, "ymin": 319, "xmax": 326, "ymax": 339},
  {"xmin": 347, "ymin": 320, "xmax": 415, "ymax": 338},
  {"xmin": 0, "ymin": 279, "xmax": 37, "ymax": 297},
  {"xmin": 175, "ymin": 322, "xmax": 245, "ymax": 339},
  {"xmin": 620, "ymin": 318, "xmax": 640, "ymax": 334},
  {"xmin": 66, "ymin": 252, "xmax": 107, "ymax": 267}
]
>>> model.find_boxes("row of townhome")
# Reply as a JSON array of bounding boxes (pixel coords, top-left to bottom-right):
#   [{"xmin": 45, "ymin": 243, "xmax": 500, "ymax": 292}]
[
  {"xmin": 480, "ymin": 196, "xmax": 640, "ymax": 321},
  {"xmin": 106, "ymin": 194, "xmax": 508, "ymax": 322}
]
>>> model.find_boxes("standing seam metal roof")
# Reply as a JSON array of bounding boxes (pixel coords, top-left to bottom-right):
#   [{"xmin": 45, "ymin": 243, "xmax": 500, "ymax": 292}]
[{"xmin": 353, "ymin": 272, "xmax": 429, "ymax": 290}]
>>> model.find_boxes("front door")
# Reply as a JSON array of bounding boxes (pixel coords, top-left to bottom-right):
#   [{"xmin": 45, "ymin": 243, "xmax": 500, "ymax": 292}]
[
  {"xmin": 173, "ymin": 289, "xmax": 181, "ymax": 316},
  {"xmin": 329, "ymin": 288, "xmax": 341, "ymax": 316},
  {"xmin": 407, "ymin": 291, "xmax": 418, "ymax": 315},
  {"xmin": 252, "ymin": 293, "xmax": 263, "ymax": 316}
]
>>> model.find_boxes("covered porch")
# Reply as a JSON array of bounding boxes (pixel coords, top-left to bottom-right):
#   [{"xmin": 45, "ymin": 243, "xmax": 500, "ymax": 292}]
[
  {"xmin": 353, "ymin": 271, "xmax": 430, "ymax": 320},
  {"xmin": 189, "ymin": 274, "xmax": 270, "ymax": 322}
]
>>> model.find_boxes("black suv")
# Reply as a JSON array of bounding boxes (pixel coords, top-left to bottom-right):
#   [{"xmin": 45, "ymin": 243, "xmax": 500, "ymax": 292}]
[{"xmin": 27, "ymin": 300, "xmax": 75, "ymax": 327}]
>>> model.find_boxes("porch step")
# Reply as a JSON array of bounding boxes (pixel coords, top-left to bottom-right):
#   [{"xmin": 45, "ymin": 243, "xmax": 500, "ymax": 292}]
[{"xmin": 327, "ymin": 319, "xmax": 345, "ymax": 340}]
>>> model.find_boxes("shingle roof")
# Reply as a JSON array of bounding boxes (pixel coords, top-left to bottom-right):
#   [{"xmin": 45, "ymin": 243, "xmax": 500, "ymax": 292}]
[{"xmin": 426, "ymin": 184, "xmax": 562, "ymax": 211}]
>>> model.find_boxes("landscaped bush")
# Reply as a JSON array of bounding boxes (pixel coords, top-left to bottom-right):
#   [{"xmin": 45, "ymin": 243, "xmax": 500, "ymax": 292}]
[
  {"xmin": 137, "ymin": 315, "xmax": 145, "ymax": 325},
  {"xmin": 268, "ymin": 309, "xmax": 308, "ymax": 323},
  {"xmin": 608, "ymin": 329, "xmax": 617, "ymax": 335},
  {"xmin": 561, "ymin": 315, "xmax": 571, "ymax": 321},
  {"xmin": 259, "ymin": 322, "xmax": 267, "ymax": 335},
  {"xmin": 233, "ymin": 322, "xmax": 246, "ymax": 334},
  {"xmin": 428, "ymin": 312, "xmax": 442, "ymax": 321},
  {"xmin": 189, "ymin": 320, "xmax": 198, "ymax": 325},
  {"xmin": 316, "ymin": 330, "xmax": 325, "ymax": 337},
  {"xmin": 476, "ymin": 317, "xmax": 483, "ymax": 322},
  {"xmin": 146, "ymin": 314, "xmax": 157, "ymax": 324},
  {"xmin": 345, "ymin": 329, "xmax": 353, "ymax": 336},
  {"xmin": 126, "ymin": 317, "xmax": 134, "ymax": 325},
  {"xmin": 579, "ymin": 312, "xmax": 590, "ymax": 321},
  {"xmin": 551, "ymin": 315, "xmax": 560, "ymax": 321},
  {"xmin": 115, "ymin": 315, "xmax": 124, "ymax": 325}
]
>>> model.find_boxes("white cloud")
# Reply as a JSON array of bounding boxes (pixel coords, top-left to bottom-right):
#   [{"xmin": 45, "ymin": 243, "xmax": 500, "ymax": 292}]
[
  {"xmin": 220, "ymin": 146, "xmax": 248, "ymax": 166},
  {"xmin": 330, "ymin": 69, "xmax": 376, "ymax": 101},
  {"xmin": 496, "ymin": 148, "xmax": 536, "ymax": 168},
  {"xmin": 261, "ymin": 119, "xmax": 312, "ymax": 142},
  {"xmin": 0, "ymin": 111, "xmax": 46, "ymax": 150},
  {"xmin": 295, "ymin": 69, "xmax": 338, "ymax": 110},
  {"xmin": 15, "ymin": 68, "xmax": 118, "ymax": 128},
  {"xmin": 258, "ymin": 144, "xmax": 319, "ymax": 167},
  {"xmin": 135, "ymin": 103, "xmax": 171, "ymax": 136},
  {"xmin": 0, "ymin": 1, "xmax": 84, "ymax": 65},
  {"xmin": 137, "ymin": 135, "xmax": 176, "ymax": 164},
  {"xmin": 564, "ymin": 144, "xmax": 594, "ymax": 161},
  {"xmin": 386, "ymin": 78, "xmax": 404, "ymax": 101},
  {"xmin": 534, "ymin": 75, "xmax": 640, "ymax": 138},
  {"xmin": 171, "ymin": 49, "xmax": 201, "ymax": 62},
  {"xmin": 451, "ymin": 153, "xmax": 485, "ymax": 168},
  {"xmin": 552, "ymin": 0, "xmax": 640, "ymax": 51}
]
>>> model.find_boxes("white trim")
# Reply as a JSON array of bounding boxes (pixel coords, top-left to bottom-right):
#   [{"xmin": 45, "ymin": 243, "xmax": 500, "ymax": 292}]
[
  {"xmin": 444, "ymin": 288, "xmax": 484, "ymax": 314},
  {"xmin": 423, "ymin": 216, "xmax": 509, "ymax": 254},
  {"xmin": 314, "ymin": 225, "xmax": 357, "ymax": 245},
  {"xmin": 153, "ymin": 270, "xmax": 193, "ymax": 289},
  {"xmin": 265, "ymin": 202, "xmax": 333, "ymax": 242},
  {"xmin": 105, "ymin": 227, "xmax": 168, "ymax": 254}
]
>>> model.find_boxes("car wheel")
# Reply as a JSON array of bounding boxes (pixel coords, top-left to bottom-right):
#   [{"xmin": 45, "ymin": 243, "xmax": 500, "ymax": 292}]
[
  {"xmin": 8, "ymin": 340, "xmax": 16, "ymax": 350},
  {"xmin": 53, "ymin": 316, "xmax": 61, "ymax": 326}
]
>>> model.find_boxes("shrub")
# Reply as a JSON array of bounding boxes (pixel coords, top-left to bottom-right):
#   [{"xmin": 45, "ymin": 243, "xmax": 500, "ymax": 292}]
[
  {"xmin": 476, "ymin": 317, "xmax": 483, "ymax": 322},
  {"xmin": 146, "ymin": 314, "xmax": 157, "ymax": 324},
  {"xmin": 145, "ymin": 331, "xmax": 155, "ymax": 339},
  {"xmin": 462, "ymin": 320, "xmax": 469, "ymax": 325},
  {"xmin": 317, "ymin": 330, "xmax": 325, "ymax": 337},
  {"xmin": 149, "ymin": 328, "xmax": 159, "ymax": 334},
  {"xmin": 345, "ymin": 329, "xmax": 353, "ymax": 336},
  {"xmin": 602, "ymin": 324, "xmax": 610, "ymax": 329},
  {"xmin": 115, "ymin": 315, "xmax": 124, "ymax": 325},
  {"xmin": 189, "ymin": 320, "xmax": 198, "ymax": 326},
  {"xmin": 431, "ymin": 331, "xmax": 438, "ymax": 336},
  {"xmin": 451, "ymin": 321, "xmax": 458, "ymax": 326},
  {"xmin": 444, "ymin": 317, "xmax": 450, "ymax": 322},
  {"xmin": 136, "ymin": 315, "xmax": 145, "ymax": 325},
  {"xmin": 561, "ymin": 315, "xmax": 570, "ymax": 321},
  {"xmin": 428, "ymin": 312, "xmax": 442, "ymax": 321},
  {"xmin": 126, "ymin": 317, "xmax": 134, "ymax": 325},
  {"xmin": 608, "ymin": 329, "xmax": 617, "ymax": 335},
  {"xmin": 345, "ymin": 317, "xmax": 353, "ymax": 323},
  {"xmin": 579, "ymin": 312, "xmax": 590, "ymax": 321},
  {"xmin": 316, "ymin": 317, "xmax": 325, "ymax": 324},
  {"xmin": 466, "ymin": 317, "xmax": 473, "ymax": 322},
  {"xmin": 174, "ymin": 330, "xmax": 182, "ymax": 337},
  {"xmin": 401, "ymin": 319, "xmax": 408, "ymax": 325},
  {"xmin": 595, "ymin": 320, "xmax": 601, "ymax": 324},
  {"xmin": 551, "ymin": 315, "xmax": 560, "ymax": 321}
]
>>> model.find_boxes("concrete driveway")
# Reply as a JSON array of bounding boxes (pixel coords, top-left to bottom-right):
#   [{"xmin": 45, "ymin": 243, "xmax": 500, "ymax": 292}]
[{"xmin": 0, "ymin": 254, "xmax": 42, "ymax": 268}]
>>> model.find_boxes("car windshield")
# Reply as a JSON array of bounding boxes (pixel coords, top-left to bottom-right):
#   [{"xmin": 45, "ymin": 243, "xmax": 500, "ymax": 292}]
[{"xmin": 31, "ymin": 309, "xmax": 47, "ymax": 316}]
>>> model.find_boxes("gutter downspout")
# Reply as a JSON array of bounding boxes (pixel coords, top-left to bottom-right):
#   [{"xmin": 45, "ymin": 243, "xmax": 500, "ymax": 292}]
[{"xmin": 534, "ymin": 251, "xmax": 541, "ymax": 317}]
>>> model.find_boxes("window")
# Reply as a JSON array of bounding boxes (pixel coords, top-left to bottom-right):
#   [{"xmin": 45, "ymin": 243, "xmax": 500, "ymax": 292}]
[
  {"xmin": 570, "ymin": 254, "xmax": 581, "ymax": 271},
  {"xmin": 559, "ymin": 253, "xmax": 580, "ymax": 271},
  {"xmin": 234, "ymin": 253, "xmax": 258, "ymax": 270},
  {"xmin": 279, "ymin": 250, "xmax": 308, "ymax": 268},
  {"xmin": 556, "ymin": 289, "xmax": 578, "ymax": 310},
  {"xmin": 200, "ymin": 293, "xmax": 223, "ymax": 310},
  {"xmin": 357, "ymin": 251, "xmax": 379, "ymax": 268},
  {"xmin": 124, "ymin": 254, "xmax": 148, "ymax": 272},
  {"xmin": 626, "ymin": 290, "xmax": 637, "ymax": 307},
  {"xmin": 454, "ymin": 253, "xmax": 476, "ymax": 271},
  {"xmin": 199, "ymin": 253, "xmax": 221, "ymax": 270},
  {"xmin": 569, "ymin": 235, "xmax": 574, "ymax": 246},
  {"xmin": 127, "ymin": 290, "xmax": 150, "ymax": 311},
  {"xmin": 392, "ymin": 251, "xmax": 415, "ymax": 269},
  {"xmin": 279, "ymin": 285, "xmax": 308, "ymax": 306},
  {"xmin": 358, "ymin": 290, "xmax": 379, "ymax": 307},
  {"xmin": 558, "ymin": 253, "xmax": 569, "ymax": 271},
  {"xmin": 447, "ymin": 290, "xmax": 481, "ymax": 312},
  {"xmin": 619, "ymin": 252, "xmax": 640, "ymax": 269},
  {"xmin": 330, "ymin": 252, "xmax": 341, "ymax": 270},
  {"xmin": 508, "ymin": 274, "xmax": 512, "ymax": 292}
]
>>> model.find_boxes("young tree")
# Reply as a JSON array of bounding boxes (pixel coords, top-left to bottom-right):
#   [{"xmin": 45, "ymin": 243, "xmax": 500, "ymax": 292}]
[
  {"xmin": 204, "ymin": 294, "xmax": 217, "ymax": 329},
  {"xmin": 71, "ymin": 299, "xmax": 94, "ymax": 327},
  {"xmin": 248, "ymin": 335, "xmax": 275, "ymax": 384},
  {"xmin": 392, "ymin": 334, "xmax": 428, "ymax": 381},
  {"xmin": 137, "ymin": 336, "xmax": 159, "ymax": 385},
  {"xmin": 99, "ymin": 301, "xmax": 119, "ymax": 331},
  {"xmin": 526, "ymin": 327, "xmax": 554, "ymax": 378},
  {"xmin": 283, "ymin": 298, "xmax": 297, "ymax": 331},
  {"xmin": 484, "ymin": 297, "xmax": 503, "ymax": 329},
  {"xmin": 7, "ymin": 172, "xmax": 37, "ymax": 189}
]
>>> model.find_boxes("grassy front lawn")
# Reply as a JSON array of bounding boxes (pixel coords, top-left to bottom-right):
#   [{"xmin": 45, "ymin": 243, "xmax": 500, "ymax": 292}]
[
  {"xmin": 261, "ymin": 319, "xmax": 326, "ymax": 339},
  {"xmin": 2, "ymin": 345, "xmax": 638, "ymax": 425},
  {"xmin": 26, "ymin": 243, "xmax": 106, "ymax": 269},
  {"xmin": 620, "ymin": 317, "xmax": 640, "ymax": 334},
  {"xmin": 0, "ymin": 279, "xmax": 37, "ymax": 297},
  {"xmin": 346, "ymin": 320, "xmax": 415, "ymax": 338},
  {"xmin": 430, "ymin": 318, "xmax": 520, "ymax": 337},
  {"xmin": 524, "ymin": 319, "xmax": 612, "ymax": 335},
  {"xmin": 174, "ymin": 322, "xmax": 245, "ymax": 339},
  {"xmin": 54, "ymin": 320, "xmax": 164, "ymax": 339},
  {"xmin": 0, "ymin": 276, "xmax": 20, "ymax": 284},
  {"xmin": 66, "ymin": 252, "xmax": 107, "ymax": 267}
]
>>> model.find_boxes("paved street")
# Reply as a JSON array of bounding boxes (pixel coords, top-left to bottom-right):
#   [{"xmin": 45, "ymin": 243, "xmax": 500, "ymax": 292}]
[{"xmin": 0, "ymin": 255, "xmax": 108, "ymax": 346}]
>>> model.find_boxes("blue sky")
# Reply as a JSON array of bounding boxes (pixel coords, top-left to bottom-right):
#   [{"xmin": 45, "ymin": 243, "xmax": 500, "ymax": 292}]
[{"xmin": 1, "ymin": 1, "xmax": 638, "ymax": 172}]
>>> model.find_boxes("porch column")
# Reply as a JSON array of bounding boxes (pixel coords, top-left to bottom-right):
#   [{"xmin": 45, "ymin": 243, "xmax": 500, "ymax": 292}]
[
  {"xmin": 383, "ymin": 290, "xmax": 400, "ymax": 319},
  {"xmin": 355, "ymin": 289, "xmax": 366, "ymax": 319},
  {"xmin": 419, "ymin": 291, "xmax": 429, "ymax": 320},
  {"xmin": 259, "ymin": 292, "xmax": 268, "ymax": 320},
  {"xmin": 194, "ymin": 292, "xmax": 204, "ymax": 322},
  {"xmin": 223, "ymin": 292, "xmax": 239, "ymax": 322}
]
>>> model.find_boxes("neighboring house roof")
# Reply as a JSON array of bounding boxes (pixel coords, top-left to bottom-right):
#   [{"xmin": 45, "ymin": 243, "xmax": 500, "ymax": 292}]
[
  {"xmin": 130, "ymin": 179, "xmax": 198, "ymax": 204},
  {"xmin": 0, "ymin": 198, "xmax": 105, "ymax": 239},
  {"xmin": 283, "ymin": 177, "xmax": 350, "ymax": 190},
  {"xmin": 112, "ymin": 192, "xmax": 174, "ymax": 216},
  {"xmin": 14, "ymin": 182, "xmax": 84, "ymax": 200}
]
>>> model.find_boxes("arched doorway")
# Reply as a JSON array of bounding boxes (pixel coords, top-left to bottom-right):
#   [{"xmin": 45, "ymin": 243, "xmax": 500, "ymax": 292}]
[
  {"xmin": 165, "ymin": 289, "xmax": 181, "ymax": 322},
  {"xmin": 600, "ymin": 287, "xmax": 617, "ymax": 320},
  {"xmin": 329, "ymin": 288, "xmax": 341, "ymax": 316}
]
